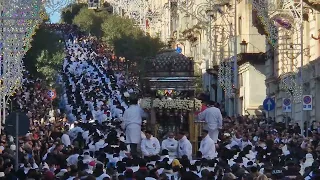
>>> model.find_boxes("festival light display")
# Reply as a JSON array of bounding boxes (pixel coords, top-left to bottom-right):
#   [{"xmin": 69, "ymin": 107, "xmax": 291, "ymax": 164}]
[
  {"xmin": 0, "ymin": 0, "xmax": 43, "ymax": 111},
  {"xmin": 253, "ymin": 0, "xmax": 304, "ymax": 102},
  {"xmin": 168, "ymin": 0, "xmax": 237, "ymax": 97},
  {"xmin": 42, "ymin": 0, "xmax": 75, "ymax": 14}
]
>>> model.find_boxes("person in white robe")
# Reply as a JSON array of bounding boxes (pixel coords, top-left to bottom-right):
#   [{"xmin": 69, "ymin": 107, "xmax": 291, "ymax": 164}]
[
  {"xmin": 61, "ymin": 131, "xmax": 71, "ymax": 147},
  {"xmin": 177, "ymin": 131, "xmax": 192, "ymax": 160},
  {"xmin": 141, "ymin": 131, "xmax": 161, "ymax": 158},
  {"xmin": 197, "ymin": 101, "xmax": 223, "ymax": 143},
  {"xmin": 161, "ymin": 132, "xmax": 178, "ymax": 158},
  {"xmin": 121, "ymin": 97, "xmax": 147, "ymax": 156},
  {"xmin": 199, "ymin": 130, "xmax": 217, "ymax": 159}
]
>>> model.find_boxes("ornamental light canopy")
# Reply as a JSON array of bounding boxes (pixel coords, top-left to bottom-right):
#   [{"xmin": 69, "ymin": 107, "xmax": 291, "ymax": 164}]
[{"xmin": 0, "ymin": 0, "xmax": 43, "ymax": 101}]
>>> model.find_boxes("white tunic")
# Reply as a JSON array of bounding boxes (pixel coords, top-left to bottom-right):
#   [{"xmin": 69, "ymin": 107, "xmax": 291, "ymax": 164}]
[
  {"xmin": 198, "ymin": 106, "xmax": 223, "ymax": 130},
  {"xmin": 122, "ymin": 105, "xmax": 147, "ymax": 144},
  {"xmin": 199, "ymin": 135, "xmax": 217, "ymax": 159},
  {"xmin": 161, "ymin": 138, "xmax": 178, "ymax": 158},
  {"xmin": 178, "ymin": 136, "xmax": 192, "ymax": 160},
  {"xmin": 61, "ymin": 134, "xmax": 71, "ymax": 147},
  {"xmin": 141, "ymin": 136, "xmax": 161, "ymax": 156}
]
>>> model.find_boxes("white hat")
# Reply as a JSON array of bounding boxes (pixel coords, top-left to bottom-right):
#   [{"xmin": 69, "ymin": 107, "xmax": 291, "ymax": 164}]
[
  {"xmin": 10, "ymin": 145, "xmax": 16, "ymax": 151},
  {"xmin": 119, "ymin": 136, "xmax": 125, "ymax": 142},
  {"xmin": 42, "ymin": 162, "xmax": 49, "ymax": 170},
  {"xmin": 124, "ymin": 92, "xmax": 130, "ymax": 97}
]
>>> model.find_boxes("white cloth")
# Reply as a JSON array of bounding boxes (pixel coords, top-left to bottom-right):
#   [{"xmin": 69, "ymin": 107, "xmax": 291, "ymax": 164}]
[
  {"xmin": 198, "ymin": 107, "xmax": 223, "ymax": 143},
  {"xmin": 141, "ymin": 136, "xmax": 161, "ymax": 156},
  {"xmin": 61, "ymin": 134, "xmax": 71, "ymax": 147},
  {"xmin": 161, "ymin": 138, "xmax": 178, "ymax": 158},
  {"xmin": 209, "ymin": 129, "xmax": 219, "ymax": 143},
  {"xmin": 178, "ymin": 136, "xmax": 192, "ymax": 160},
  {"xmin": 199, "ymin": 135, "xmax": 217, "ymax": 159},
  {"xmin": 122, "ymin": 104, "xmax": 146, "ymax": 144},
  {"xmin": 66, "ymin": 154, "xmax": 79, "ymax": 166}
]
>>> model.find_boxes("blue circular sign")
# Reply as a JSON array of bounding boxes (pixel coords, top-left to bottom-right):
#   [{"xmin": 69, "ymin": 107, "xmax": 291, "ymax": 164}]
[
  {"xmin": 283, "ymin": 99, "xmax": 291, "ymax": 106},
  {"xmin": 303, "ymin": 96, "xmax": 311, "ymax": 104},
  {"xmin": 263, "ymin": 98, "xmax": 275, "ymax": 111},
  {"xmin": 47, "ymin": 90, "xmax": 55, "ymax": 98},
  {"xmin": 176, "ymin": 47, "xmax": 182, "ymax": 54}
]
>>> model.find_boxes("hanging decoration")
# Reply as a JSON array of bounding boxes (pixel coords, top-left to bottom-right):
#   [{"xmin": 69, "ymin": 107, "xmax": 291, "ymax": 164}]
[
  {"xmin": 218, "ymin": 58, "xmax": 233, "ymax": 97},
  {"xmin": 42, "ymin": 0, "xmax": 74, "ymax": 15},
  {"xmin": 139, "ymin": 98, "xmax": 202, "ymax": 111},
  {"xmin": 253, "ymin": 0, "xmax": 304, "ymax": 102},
  {"xmin": 0, "ymin": 0, "xmax": 43, "ymax": 100}
]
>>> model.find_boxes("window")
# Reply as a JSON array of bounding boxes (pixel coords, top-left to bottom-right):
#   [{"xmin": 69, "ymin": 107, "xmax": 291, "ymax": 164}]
[
  {"xmin": 239, "ymin": 73, "xmax": 243, "ymax": 87},
  {"xmin": 238, "ymin": 16, "xmax": 242, "ymax": 35}
]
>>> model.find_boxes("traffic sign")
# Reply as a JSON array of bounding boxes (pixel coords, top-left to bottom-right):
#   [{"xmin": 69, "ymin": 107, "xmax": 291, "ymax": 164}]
[
  {"xmin": 303, "ymin": 95, "xmax": 312, "ymax": 111},
  {"xmin": 283, "ymin": 98, "xmax": 292, "ymax": 113},
  {"xmin": 47, "ymin": 89, "xmax": 56, "ymax": 100},
  {"xmin": 176, "ymin": 46, "xmax": 182, "ymax": 54},
  {"xmin": 263, "ymin": 97, "xmax": 275, "ymax": 111}
]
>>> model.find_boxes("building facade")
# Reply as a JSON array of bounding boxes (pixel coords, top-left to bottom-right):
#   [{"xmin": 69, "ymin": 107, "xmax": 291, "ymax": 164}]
[
  {"xmin": 264, "ymin": 6, "xmax": 320, "ymax": 127},
  {"xmin": 80, "ymin": 0, "xmax": 320, "ymax": 121}
]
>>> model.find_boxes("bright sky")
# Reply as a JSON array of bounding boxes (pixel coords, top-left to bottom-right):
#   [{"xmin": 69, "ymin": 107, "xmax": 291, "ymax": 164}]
[
  {"xmin": 45, "ymin": 0, "xmax": 73, "ymax": 23},
  {"xmin": 50, "ymin": 11, "xmax": 61, "ymax": 23}
]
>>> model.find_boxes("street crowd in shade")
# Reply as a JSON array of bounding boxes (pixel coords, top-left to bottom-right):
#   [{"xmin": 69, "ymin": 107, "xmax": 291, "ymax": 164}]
[{"xmin": 0, "ymin": 24, "xmax": 319, "ymax": 180}]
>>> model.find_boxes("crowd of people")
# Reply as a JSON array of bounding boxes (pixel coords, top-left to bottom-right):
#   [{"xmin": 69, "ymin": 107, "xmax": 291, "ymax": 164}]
[{"xmin": 0, "ymin": 23, "xmax": 319, "ymax": 180}]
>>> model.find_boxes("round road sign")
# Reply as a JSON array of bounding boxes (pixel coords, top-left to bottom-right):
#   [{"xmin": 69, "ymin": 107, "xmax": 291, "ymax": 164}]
[
  {"xmin": 283, "ymin": 99, "xmax": 291, "ymax": 106},
  {"xmin": 303, "ymin": 96, "xmax": 311, "ymax": 104},
  {"xmin": 47, "ymin": 90, "xmax": 56, "ymax": 100}
]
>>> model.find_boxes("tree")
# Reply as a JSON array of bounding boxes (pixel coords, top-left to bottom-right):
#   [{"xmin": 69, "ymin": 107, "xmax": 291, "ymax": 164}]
[
  {"xmin": 23, "ymin": 25, "xmax": 64, "ymax": 82},
  {"xmin": 101, "ymin": 15, "xmax": 142, "ymax": 43},
  {"xmin": 112, "ymin": 34, "xmax": 164, "ymax": 64},
  {"xmin": 73, "ymin": 8, "xmax": 108, "ymax": 38},
  {"xmin": 35, "ymin": 50, "xmax": 65, "ymax": 83},
  {"xmin": 61, "ymin": 3, "xmax": 87, "ymax": 24},
  {"xmin": 101, "ymin": 15, "xmax": 165, "ymax": 70}
]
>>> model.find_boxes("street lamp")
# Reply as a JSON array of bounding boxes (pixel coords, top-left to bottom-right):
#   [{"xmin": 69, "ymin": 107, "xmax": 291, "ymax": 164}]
[{"xmin": 240, "ymin": 40, "xmax": 248, "ymax": 53}]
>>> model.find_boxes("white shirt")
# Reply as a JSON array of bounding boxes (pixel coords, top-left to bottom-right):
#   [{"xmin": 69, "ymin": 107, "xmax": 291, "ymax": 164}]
[
  {"xmin": 141, "ymin": 136, "xmax": 161, "ymax": 156},
  {"xmin": 61, "ymin": 134, "xmax": 71, "ymax": 147},
  {"xmin": 66, "ymin": 154, "xmax": 79, "ymax": 166},
  {"xmin": 199, "ymin": 135, "xmax": 217, "ymax": 159},
  {"xmin": 122, "ymin": 105, "xmax": 146, "ymax": 128},
  {"xmin": 198, "ymin": 106, "xmax": 223, "ymax": 130},
  {"xmin": 178, "ymin": 136, "xmax": 192, "ymax": 160},
  {"xmin": 161, "ymin": 138, "xmax": 178, "ymax": 157}
]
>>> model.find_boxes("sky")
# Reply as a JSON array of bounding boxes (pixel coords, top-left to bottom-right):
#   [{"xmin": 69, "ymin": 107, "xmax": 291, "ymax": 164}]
[
  {"xmin": 50, "ymin": 11, "xmax": 61, "ymax": 23},
  {"xmin": 45, "ymin": 0, "xmax": 72, "ymax": 23}
]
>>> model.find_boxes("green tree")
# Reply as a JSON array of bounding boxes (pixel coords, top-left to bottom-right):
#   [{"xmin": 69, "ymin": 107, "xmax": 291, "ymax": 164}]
[
  {"xmin": 24, "ymin": 25, "xmax": 64, "ymax": 81},
  {"xmin": 73, "ymin": 8, "xmax": 108, "ymax": 38},
  {"xmin": 61, "ymin": 3, "xmax": 87, "ymax": 24},
  {"xmin": 101, "ymin": 15, "xmax": 142, "ymax": 43},
  {"xmin": 112, "ymin": 34, "xmax": 164, "ymax": 64},
  {"xmin": 101, "ymin": 15, "xmax": 165, "ymax": 72},
  {"xmin": 35, "ymin": 50, "xmax": 65, "ymax": 83}
]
